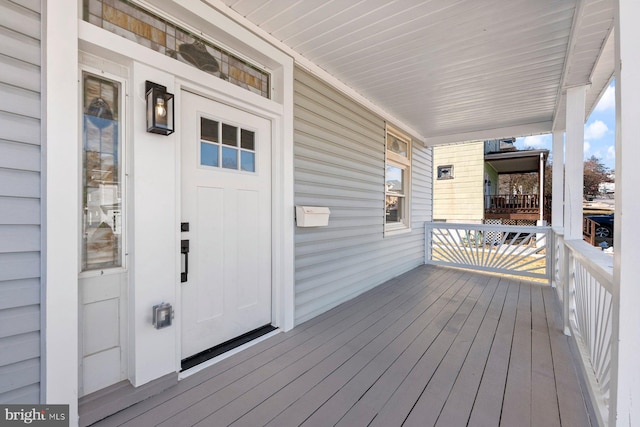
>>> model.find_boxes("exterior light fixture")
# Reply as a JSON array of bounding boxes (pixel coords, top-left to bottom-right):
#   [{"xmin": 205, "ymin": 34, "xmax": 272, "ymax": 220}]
[{"xmin": 146, "ymin": 81, "xmax": 174, "ymax": 135}]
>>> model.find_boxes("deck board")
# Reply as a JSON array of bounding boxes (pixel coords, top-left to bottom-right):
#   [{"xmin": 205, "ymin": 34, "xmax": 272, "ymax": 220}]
[
  {"xmin": 500, "ymin": 282, "xmax": 532, "ymax": 426},
  {"xmin": 530, "ymin": 285, "xmax": 561, "ymax": 427},
  {"xmin": 91, "ymin": 265, "xmax": 592, "ymax": 427},
  {"xmin": 433, "ymin": 276, "xmax": 509, "ymax": 426}
]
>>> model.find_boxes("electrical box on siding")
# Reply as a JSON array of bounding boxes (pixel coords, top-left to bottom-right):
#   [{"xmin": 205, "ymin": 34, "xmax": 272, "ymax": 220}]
[{"xmin": 296, "ymin": 206, "xmax": 330, "ymax": 227}]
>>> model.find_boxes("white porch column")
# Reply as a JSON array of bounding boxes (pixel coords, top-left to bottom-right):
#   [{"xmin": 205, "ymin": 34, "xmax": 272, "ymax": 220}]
[
  {"xmin": 610, "ymin": 0, "xmax": 640, "ymax": 425},
  {"xmin": 551, "ymin": 130, "xmax": 564, "ymax": 228},
  {"xmin": 45, "ymin": 0, "xmax": 79, "ymax": 424},
  {"xmin": 538, "ymin": 152, "xmax": 545, "ymax": 223},
  {"xmin": 564, "ymin": 86, "xmax": 586, "ymax": 239}
]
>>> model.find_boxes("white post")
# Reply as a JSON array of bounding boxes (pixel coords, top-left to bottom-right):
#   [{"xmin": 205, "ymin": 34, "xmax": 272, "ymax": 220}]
[
  {"xmin": 552, "ymin": 130, "xmax": 564, "ymax": 228},
  {"xmin": 564, "ymin": 86, "xmax": 587, "ymax": 240},
  {"xmin": 45, "ymin": 0, "xmax": 79, "ymax": 424},
  {"xmin": 610, "ymin": 1, "xmax": 640, "ymax": 425},
  {"xmin": 562, "ymin": 244, "xmax": 571, "ymax": 336},
  {"xmin": 539, "ymin": 153, "xmax": 545, "ymax": 223}
]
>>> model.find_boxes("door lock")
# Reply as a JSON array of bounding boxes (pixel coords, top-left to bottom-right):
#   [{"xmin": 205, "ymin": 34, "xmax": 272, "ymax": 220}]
[{"xmin": 181, "ymin": 239, "xmax": 189, "ymax": 283}]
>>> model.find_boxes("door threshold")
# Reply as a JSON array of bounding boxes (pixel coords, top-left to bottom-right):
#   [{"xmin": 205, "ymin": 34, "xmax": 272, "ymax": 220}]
[{"xmin": 180, "ymin": 325, "xmax": 278, "ymax": 376}]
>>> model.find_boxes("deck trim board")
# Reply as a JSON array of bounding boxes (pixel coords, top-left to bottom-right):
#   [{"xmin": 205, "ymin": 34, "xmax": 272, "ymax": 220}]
[{"xmin": 91, "ymin": 266, "xmax": 592, "ymax": 427}]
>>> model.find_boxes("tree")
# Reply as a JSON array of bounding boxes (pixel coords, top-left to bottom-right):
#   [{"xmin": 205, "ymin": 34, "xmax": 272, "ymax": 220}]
[
  {"xmin": 498, "ymin": 162, "xmax": 552, "ymax": 196},
  {"xmin": 583, "ymin": 155, "xmax": 611, "ymax": 199}
]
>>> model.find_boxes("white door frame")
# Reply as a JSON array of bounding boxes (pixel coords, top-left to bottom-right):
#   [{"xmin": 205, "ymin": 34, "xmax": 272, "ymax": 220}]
[{"xmin": 173, "ymin": 78, "xmax": 294, "ymax": 370}]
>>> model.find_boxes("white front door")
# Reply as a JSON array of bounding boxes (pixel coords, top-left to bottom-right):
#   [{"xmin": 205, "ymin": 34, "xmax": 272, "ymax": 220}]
[{"xmin": 181, "ymin": 91, "xmax": 272, "ymax": 360}]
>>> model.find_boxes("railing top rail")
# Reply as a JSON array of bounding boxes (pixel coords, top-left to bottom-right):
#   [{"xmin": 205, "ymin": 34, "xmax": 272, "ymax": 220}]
[
  {"xmin": 425, "ymin": 222, "xmax": 550, "ymax": 234},
  {"xmin": 564, "ymin": 238, "xmax": 614, "ymax": 293}
]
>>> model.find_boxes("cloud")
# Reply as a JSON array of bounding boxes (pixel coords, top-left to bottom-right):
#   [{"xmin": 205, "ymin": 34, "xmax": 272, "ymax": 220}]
[
  {"xmin": 584, "ymin": 141, "xmax": 591, "ymax": 155},
  {"xmin": 584, "ymin": 120, "xmax": 608, "ymax": 140},
  {"xmin": 607, "ymin": 145, "xmax": 616, "ymax": 160},
  {"xmin": 595, "ymin": 84, "xmax": 615, "ymax": 112},
  {"xmin": 521, "ymin": 134, "xmax": 547, "ymax": 148}
]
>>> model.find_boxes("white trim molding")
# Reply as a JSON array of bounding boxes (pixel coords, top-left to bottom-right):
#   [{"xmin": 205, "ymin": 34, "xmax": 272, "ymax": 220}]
[{"xmin": 44, "ymin": 0, "xmax": 80, "ymax": 423}]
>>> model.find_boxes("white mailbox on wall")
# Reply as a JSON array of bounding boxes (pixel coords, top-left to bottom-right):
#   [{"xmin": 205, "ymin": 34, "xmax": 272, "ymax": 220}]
[{"xmin": 295, "ymin": 206, "xmax": 331, "ymax": 227}]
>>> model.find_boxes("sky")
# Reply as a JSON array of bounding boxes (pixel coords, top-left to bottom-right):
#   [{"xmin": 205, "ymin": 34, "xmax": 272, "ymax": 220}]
[{"xmin": 514, "ymin": 80, "xmax": 616, "ymax": 171}]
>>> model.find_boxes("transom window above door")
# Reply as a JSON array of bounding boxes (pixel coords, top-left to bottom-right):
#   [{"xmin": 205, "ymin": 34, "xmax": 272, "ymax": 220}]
[{"xmin": 199, "ymin": 117, "xmax": 256, "ymax": 172}]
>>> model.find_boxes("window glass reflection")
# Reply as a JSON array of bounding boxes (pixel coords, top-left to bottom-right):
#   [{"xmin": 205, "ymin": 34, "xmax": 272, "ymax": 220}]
[{"xmin": 82, "ymin": 72, "xmax": 122, "ymax": 271}]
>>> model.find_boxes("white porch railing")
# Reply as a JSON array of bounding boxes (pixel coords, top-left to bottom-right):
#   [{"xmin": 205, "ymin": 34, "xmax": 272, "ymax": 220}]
[
  {"xmin": 424, "ymin": 223, "xmax": 614, "ymax": 426},
  {"xmin": 556, "ymin": 232, "xmax": 614, "ymax": 427},
  {"xmin": 424, "ymin": 222, "xmax": 551, "ymax": 282}
]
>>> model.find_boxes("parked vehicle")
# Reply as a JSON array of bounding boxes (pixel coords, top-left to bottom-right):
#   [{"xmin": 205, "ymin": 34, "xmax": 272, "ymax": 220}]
[{"xmin": 586, "ymin": 213, "xmax": 614, "ymax": 238}]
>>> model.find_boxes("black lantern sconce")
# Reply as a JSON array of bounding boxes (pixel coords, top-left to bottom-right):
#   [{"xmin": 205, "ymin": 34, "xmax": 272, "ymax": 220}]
[{"xmin": 146, "ymin": 81, "xmax": 174, "ymax": 135}]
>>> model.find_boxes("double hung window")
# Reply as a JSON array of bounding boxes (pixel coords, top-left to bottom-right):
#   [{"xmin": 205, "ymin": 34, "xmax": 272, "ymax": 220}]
[{"xmin": 385, "ymin": 127, "xmax": 411, "ymax": 232}]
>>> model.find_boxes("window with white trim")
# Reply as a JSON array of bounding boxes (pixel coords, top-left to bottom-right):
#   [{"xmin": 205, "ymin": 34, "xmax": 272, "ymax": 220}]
[{"xmin": 385, "ymin": 127, "xmax": 411, "ymax": 231}]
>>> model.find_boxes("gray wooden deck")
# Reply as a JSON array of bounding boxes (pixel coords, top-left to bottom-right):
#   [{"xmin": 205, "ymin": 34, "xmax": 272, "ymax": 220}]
[{"xmin": 93, "ymin": 265, "xmax": 592, "ymax": 427}]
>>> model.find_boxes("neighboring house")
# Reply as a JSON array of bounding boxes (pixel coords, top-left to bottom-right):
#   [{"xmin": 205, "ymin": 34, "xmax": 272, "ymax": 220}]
[
  {"xmin": 434, "ymin": 139, "xmax": 549, "ymax": 225},
  {"xmin": 433, "ymin": 141, "xmax": 485, "ymax": 223}
]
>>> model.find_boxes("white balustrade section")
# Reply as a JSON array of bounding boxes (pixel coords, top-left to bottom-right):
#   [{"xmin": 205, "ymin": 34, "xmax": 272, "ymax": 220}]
[
  {"xmin": 557, "ymin": 233, "xmax": 614, "ymax": 427},
  {"xmin": 424, "ymin": 224, "xmax": 614, "ymax": 425},
  {"xmin": 424, "ymin": 222, "xmax": 551, "ymax": 282}
]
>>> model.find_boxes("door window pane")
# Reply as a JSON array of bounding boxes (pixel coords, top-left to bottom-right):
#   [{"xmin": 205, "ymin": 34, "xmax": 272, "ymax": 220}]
[
  {"xmin": 241, "ymin": 129, "xmax": 255, "ymax": 150},
  {"xmin": 82, "ymin": 72, "xmax": 123, "ymax": 271},
  {"xmin": 222, "ymin": 123, "xmax": 237, "ymax": 146},
  {"xmin": 222, "ymin": 146, "xmax": 238, "ymax": 169},
  {"xmin": 201, "ymin": 118, "xmax": 218, "ymax": 143},
  {"xmin": 241, "ymin": 151, "xmax": 255, "ymax": 172},
  {"xmin": 201, "ymin": 142, "xmax": 218, "ymax": 167},
  {"xmin": 200, "ymin": 118, "xmax": 256, "ymax": 173}
]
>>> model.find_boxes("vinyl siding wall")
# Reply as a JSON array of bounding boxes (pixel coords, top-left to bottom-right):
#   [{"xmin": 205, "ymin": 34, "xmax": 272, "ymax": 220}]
[
  {"xmin": 293, "ymin": 67, "xmax": 432, "ymax": 325},
  {"xmin": 0, "ymin": 0, "xmax": 42, "ymax": 403},
  {"xmin": 433, "ymin": 141, "xmax": 484, "ymax": 222}
]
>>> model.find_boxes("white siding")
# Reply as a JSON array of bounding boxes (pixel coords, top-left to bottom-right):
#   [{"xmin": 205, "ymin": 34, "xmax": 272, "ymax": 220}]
[
  {"xmin": 293, "ymin": 67, "xmax": 432, "ymax": 324},
  {"xmin": 0, "ymin": 0, "xmax": 41, "ymax": 404}
]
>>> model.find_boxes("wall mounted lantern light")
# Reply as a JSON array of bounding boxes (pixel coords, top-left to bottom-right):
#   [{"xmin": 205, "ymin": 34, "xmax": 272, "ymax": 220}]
[{"xmin": 146, "ymin": 81, "xmax": 174, "ymax": 135}]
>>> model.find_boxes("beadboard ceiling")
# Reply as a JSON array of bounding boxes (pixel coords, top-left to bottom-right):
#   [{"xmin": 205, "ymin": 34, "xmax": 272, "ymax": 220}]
[{"xmin": 210, "ymin": 0, "xmax": 614, "ymax": 143}]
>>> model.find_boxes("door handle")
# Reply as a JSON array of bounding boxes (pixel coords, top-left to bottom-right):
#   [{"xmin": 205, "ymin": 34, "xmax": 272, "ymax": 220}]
[{"xmin": 181, "ymin": 239, "xmax": 189, "ymax": 283}]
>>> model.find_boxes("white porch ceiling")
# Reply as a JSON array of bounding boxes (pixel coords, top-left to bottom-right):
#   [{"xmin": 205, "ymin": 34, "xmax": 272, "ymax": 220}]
[{"xmin": 210, "ymin": 0, "xmax": 614, "ymax": 144}]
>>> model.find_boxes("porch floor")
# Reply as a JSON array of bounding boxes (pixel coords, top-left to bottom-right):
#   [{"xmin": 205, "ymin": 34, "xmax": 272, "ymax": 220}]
[{"xmin": 93, "ymin": 265, "xmax": 592, "ymax": 427}]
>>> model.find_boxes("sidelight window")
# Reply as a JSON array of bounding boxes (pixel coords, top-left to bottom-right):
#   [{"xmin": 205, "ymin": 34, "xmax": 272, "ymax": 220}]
[{"xmin": 81, "ymin": 72, "xmax": 124, "ymax": 271}]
